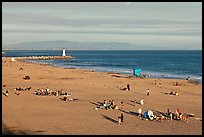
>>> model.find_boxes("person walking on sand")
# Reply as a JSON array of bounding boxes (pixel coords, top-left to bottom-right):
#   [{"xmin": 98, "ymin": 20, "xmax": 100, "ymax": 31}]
[
  {"xmin": 140, "ymin": 98, "xmax": 144, "ymax": 105},
  {"xmin": 118, "ymin": 113, "xmax": 124, "ymax": 124},
  {"xmin": 170, "ymin": 112, "xmax": 173, "ymax": 120},
  {"xmin": 118, "ymin": 115, "xmax": 121, "ymax": 125},
  {"xmin": 147, "ymin": 89, "xmax": 150, "ymax": 96},
  {"xmin": 121, "ymin": 113, "xmax": 124, "ymax": 124}
]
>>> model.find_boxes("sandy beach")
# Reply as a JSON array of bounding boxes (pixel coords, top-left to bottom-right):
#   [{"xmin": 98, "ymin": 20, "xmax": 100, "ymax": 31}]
[{"xmin": 2, "ymin": 57, "xmax": 202, "ymax": 135}]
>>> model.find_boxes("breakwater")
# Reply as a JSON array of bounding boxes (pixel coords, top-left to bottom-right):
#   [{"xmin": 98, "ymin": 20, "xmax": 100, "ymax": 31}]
[{"xmin": 14, "ymin": 55, "xmax": 74, "ymax": 60}]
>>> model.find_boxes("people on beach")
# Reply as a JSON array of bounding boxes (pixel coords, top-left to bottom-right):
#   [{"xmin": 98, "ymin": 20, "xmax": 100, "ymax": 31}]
[
  {"xmin": 111, "ymin": 100, "xmax": 115, "ymax": 108},
  {"xmin": 169, "ymin": 91, "xmax": 179, "ymax": 96},
  {"xmin": 176, "ymin": 108, "xmax": 181, "ymax": 119},
  {"xmin": 4, "ymin": 90, "xmax": 9, "ymax": 97},
  {"xmin": 33, "ymin": 89, "xmax": 39, "ymax": 95},
  {"xmin": 46, "ymin": 87, "xmax": 49, "ymax": 92},
  {"xmin": 127, "ymin": 84, "xmax": 130, "ymax": 91},
  {"xmin": 67, "ymin": 98, "xmax": 78, "ymax": 101},
  {"xmin": 114, "ymin": 105, "xmax": 119, "ymax": 110},
  {"xmin": 103, "ymin": 100, "xmax": 108, "ymax": 109},
  {"xmin": 2, "ymin": 90, "xmax": 9, "ymax": 97},
  {"xmin": 23, "ymin": 75, "xmax": 30, "ymax": 80},
  {"xmin": 147, "ymin": 89, "xmax": 150, "ymax": 96},
  {"xmin": 56, "ymin": 90, "xmax": 59, "ymax": 96},
  {"xmin": 15, "ymin": 92, "xmax": 20, "ymax": 96},
  {"xmin": 121, "ymin": 113, "xmax": 124, "ymax": 123},
  {"xmin": 140, "ymin": 98, "xmax": 144, "ymax": 105},
  {"xmin": 167, "ymin": 109, "xmax": 170, "ymax": 115},
  {"xmin": 180, "ymin": 114, "xmax": 188, "ymax": 123},
  {"xmin": 94, "ymin": 99, "xmax": 119, "ymax": 110},
  {"xmin": 120, "ymin": 101, "xmax": 124, "ymax": 108},
  {"xmin": 103, "ymin": 100, "xmax": 107, "ymax": 105},
  {"xmin": 33, "ymin": 88, "xmax": 51, "ymax": 96},
  {"xmin": 63, "ymin": 96, "xmax": 68, "ymax": 101},
  {"xmin": 14, "ymin": 86, "xmax": 31, "ymax": 91},
  {"xmin": 121, "ymin": 84, "xmax": 130, "ymax": 91},
  {"xmin": 122, "ymin": 87, "xmax": 128, "ymax": 91},
  {"xmin": 138, "ymin": 108, "xmax": 142, "ymax": 117},
  {"xmin": 118, "ymin": 113, "xmax": 124, "ymax": 124},
  {"xmin": 186, "ymin": 76, "xmax": 190, "ymax": 80},
  {"xmin": 118, "ymin": 115, "xmax": 121, "ymax": 125},
  {"xmin": 170, "ymin": 112, "xmax": 173, "ymax": 120},
  {"xmin": 167, "ymin": 109, "xmax": 173, "ymax": 120}
]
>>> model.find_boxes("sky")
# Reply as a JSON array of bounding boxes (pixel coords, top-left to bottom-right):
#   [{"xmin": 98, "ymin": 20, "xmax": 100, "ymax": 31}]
[{"xmin": 2, "ymin": 2, "xmax": 202, "ymax": 50}]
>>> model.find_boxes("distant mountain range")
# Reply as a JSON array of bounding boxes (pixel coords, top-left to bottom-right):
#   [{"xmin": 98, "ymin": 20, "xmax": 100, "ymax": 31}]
[{"xmin": 2, "ymin": 40, "xmax": 154, "ymax": 50}]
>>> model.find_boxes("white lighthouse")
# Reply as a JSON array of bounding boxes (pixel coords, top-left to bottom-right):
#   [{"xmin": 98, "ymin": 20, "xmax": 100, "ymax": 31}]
[{"xmin": 62, "ymin": 49, "xmax": 66, "ymax": 56}]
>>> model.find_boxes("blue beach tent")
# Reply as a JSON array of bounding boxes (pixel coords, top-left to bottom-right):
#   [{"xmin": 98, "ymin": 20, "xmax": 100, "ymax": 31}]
[
  {"xmin": 143, "ymin": 111, "xmax": 148, "ymax": 119},
  {"xmin": 133, "ymin": 68, "xmax": 142, "ymax": 76}
]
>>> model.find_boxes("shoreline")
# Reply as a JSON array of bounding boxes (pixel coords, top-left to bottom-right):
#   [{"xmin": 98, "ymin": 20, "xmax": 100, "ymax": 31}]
[
  {"xmin": 17, "ymin": 57, "xmax": 202, "ymax": 85},
  {"xmin": 4, "ymin": 57, "xmax": 197, "ymax": 82},
  {"xmin": 2, "ymin": 57, "xmax": 202, "ymax": 135}
]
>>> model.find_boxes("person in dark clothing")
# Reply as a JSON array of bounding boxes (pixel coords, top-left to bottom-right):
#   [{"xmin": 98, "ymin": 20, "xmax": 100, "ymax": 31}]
[
  {"xmin": 121, "ymin": 113, "xmax": 124, "ymax": 123},
  {"xmin": 5, "ymin": 90, "xmax": 9, "ymax": 97},
  {"xmin": 147, "ymin": 89, "xmax": 150, "ymax": 96},
  {"xmin": 127, "ymin": 84, "xmax": 130, "ymax": 91}
]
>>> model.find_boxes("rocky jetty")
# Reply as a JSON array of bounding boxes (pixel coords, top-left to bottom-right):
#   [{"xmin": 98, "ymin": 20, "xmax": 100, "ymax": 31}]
[{"xmin": 15, "ymin": 55, "xmax": 74, "ymax": 60}]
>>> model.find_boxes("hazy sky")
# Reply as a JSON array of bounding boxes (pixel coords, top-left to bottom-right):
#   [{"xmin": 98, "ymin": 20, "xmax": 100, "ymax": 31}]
[{"xmin": 2, "ymin": 2, "xmax": 202, "ymax": 50}]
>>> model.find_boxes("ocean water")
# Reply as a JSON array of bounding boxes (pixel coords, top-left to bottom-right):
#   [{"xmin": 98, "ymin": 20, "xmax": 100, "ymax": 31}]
[{"xmin": 3, "ymin": 50, "xmax": 202, "ymax": 82}]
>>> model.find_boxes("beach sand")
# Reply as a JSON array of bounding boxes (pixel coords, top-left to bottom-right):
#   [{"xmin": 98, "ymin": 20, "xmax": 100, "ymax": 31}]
[{"xmin": 2, "ymin": 57, "xmax": 202, "ymax": 135}]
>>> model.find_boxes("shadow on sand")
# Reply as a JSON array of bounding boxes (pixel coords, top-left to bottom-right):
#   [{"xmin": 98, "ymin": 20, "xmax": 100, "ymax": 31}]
[
  {"xmin": 160, "ymin": 91, "xmax": 169, "ymax": 95},
  {"xmin": 119, "ymin": 109, "xmax": 139, "ymax": 116},
  {"xmin": 90, "ymin": 101, "xmax": 103, "ymax": 107},
  {"xmin": 2, "ymin": 123, "xmax": 47, "ymax": 135},
  {"xmin": 129, "ymin": 100, "xmax": 141, "ymax": 105},
  {"xmin": 126, "ymin": 102, "xmax": 135, "ymax": 106},
  {"xmin": 101, "ymin": 114, "xmax": 118, "ymax": 124}
]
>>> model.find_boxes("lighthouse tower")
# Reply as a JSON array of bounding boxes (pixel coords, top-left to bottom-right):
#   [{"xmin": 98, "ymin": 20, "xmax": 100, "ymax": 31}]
[{"xmin": 62, "ymin": 49, "xmax": 66, "ymax": 56}]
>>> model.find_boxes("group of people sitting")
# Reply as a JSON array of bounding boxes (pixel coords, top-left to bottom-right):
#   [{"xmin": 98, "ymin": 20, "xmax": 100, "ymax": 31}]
[
  {"xmin": 170, "ymin": 108, "xmax": 188, "ymax": 122},
  {"xmin": 33, "ymin": 88, "xmax": 72, "ymax": 96},
  {"xmin": 61, "ymin": 96, "xmax": 78, "ymax": 101},
  {"xmin": 94, "ymin": 99, "xmax": 119, "ymax": 110},
  {"xmin": 50, "ymin": 90, "xmax": 72, "ymax": 96},
  {"xmin": 121, "ymin": 84, "xmax": 131, "ymax": 91},
  {"xmin": 138, "ymin": 108, "xmax": 188, "ymax": 123},
  {"xmin": 168, "ymin": 91, "xmax": 180, "ymax": 96},
  {"xmin": 2, "ymin": 90, "xmax": 9, "ymax": 97},
  {"xmin": 33, "ymin": 87, "xmax": 50, "ymax": 96},
  {"xmin": 23, "ymin": 75, "xmax": 30, "ymax": 80},
  {"xmin": 14, "ymin": 86, "xmax": 32, "ymax": 91}
]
